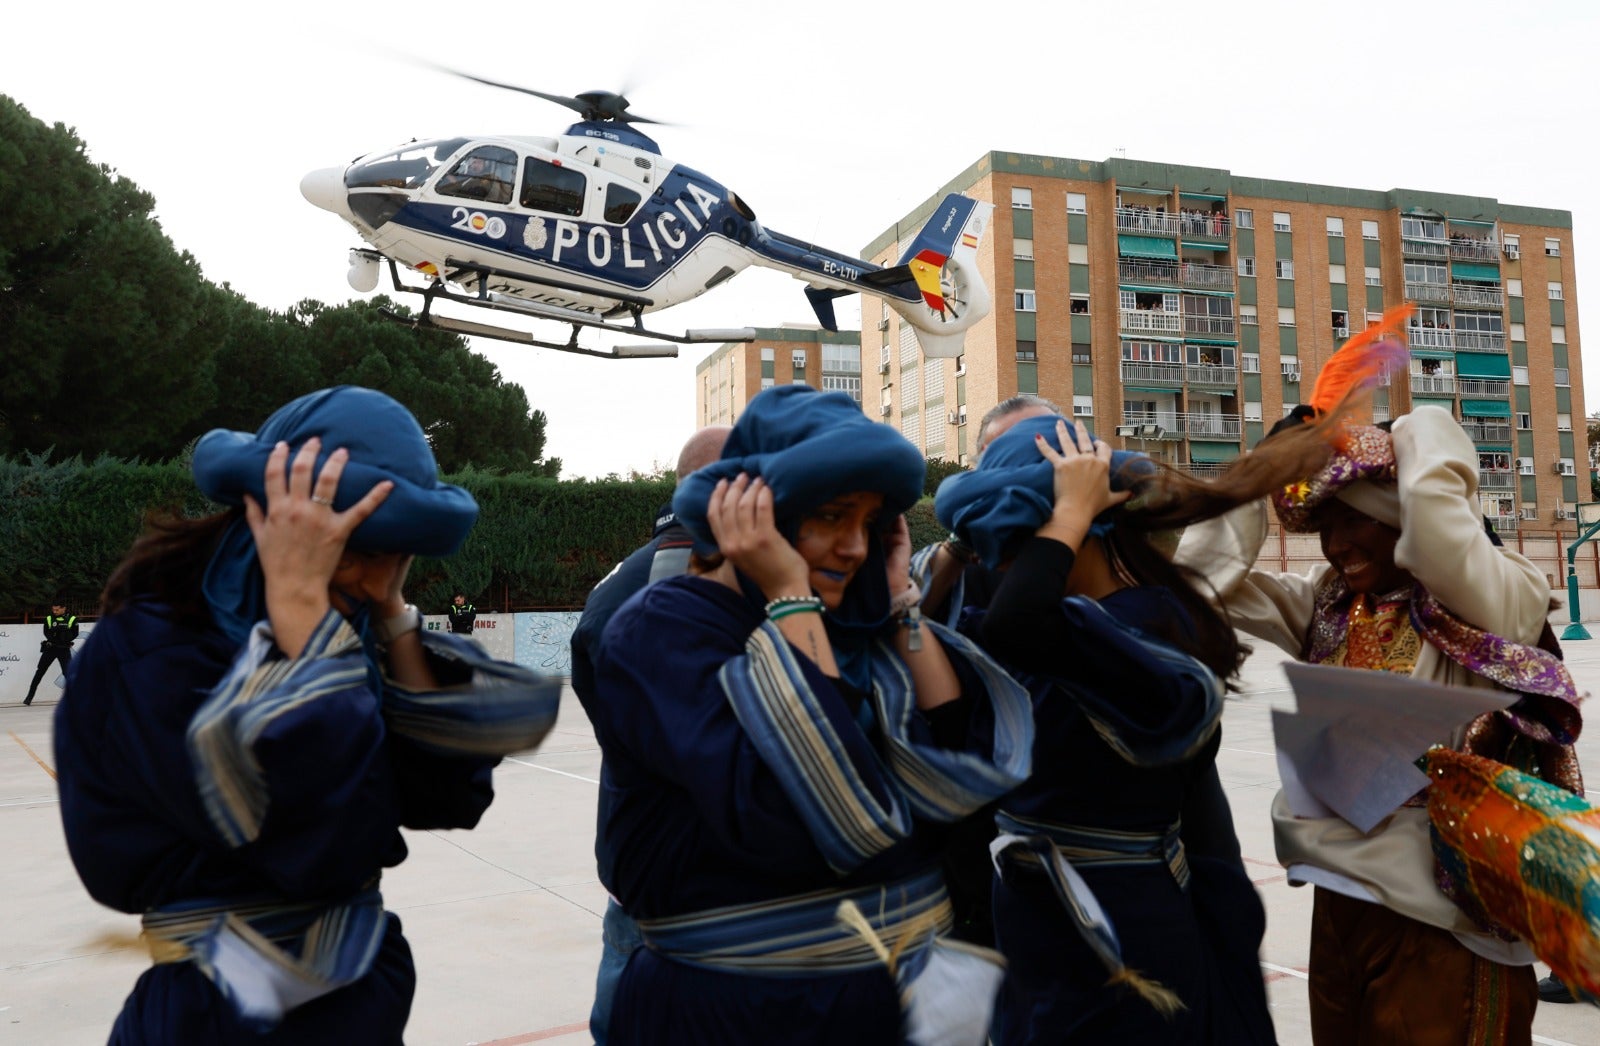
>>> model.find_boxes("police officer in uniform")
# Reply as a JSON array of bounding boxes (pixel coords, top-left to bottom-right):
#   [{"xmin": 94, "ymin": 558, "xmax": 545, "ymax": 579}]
[
  {"xmin": 25, "ymin": 602, "xmax": 78, "ymax": 705},
  {"xmin": 447, "ymin": 594, "xmax": 477, "ymax": 635}
]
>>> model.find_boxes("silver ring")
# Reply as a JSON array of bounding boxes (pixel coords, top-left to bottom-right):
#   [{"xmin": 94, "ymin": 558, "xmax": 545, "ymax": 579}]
[{"xmin": 310, "ymin": 495, "xmax": 333, "ymax": 507}]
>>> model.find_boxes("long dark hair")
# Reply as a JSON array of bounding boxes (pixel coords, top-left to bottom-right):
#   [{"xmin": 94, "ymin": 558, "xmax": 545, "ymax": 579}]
[{"xmin": 100, "ymin": 508, "xmax": 240, "ymax": 628}]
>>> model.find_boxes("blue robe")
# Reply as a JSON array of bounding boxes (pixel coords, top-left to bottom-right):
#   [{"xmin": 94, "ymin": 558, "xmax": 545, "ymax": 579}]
[
  {"xmin": 592, "ymin": 575, "xmax": 1026, "ymax": 1044},
  {"xmin": 55, "ymin": 597, "xmax": 554, "ymax": 1044}
]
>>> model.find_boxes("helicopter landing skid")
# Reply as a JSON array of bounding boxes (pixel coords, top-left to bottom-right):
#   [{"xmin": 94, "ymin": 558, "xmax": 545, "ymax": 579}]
[{"xmin": 374, "ymin": 254, "xmax": 755, "ymax": 359}]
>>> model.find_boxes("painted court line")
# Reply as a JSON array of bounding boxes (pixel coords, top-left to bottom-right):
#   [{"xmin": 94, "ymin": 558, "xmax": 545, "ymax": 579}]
[
  {"xmin": 8, "ymin": 730, "xmax": 57, "ymax": 781},
  {"xmin": 474, "ymin": 1019, "xmax": 590, "ymax": 1044},
  {"xmin": 504, "ymin": 756, "xmax": 598, "ymax": 785},
  {"xmin": 0, "ymin": 795, "xmax": 59, "ymax": 808}
]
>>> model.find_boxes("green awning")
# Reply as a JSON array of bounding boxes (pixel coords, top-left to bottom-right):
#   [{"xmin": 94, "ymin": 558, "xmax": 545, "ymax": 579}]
[
  {"xmin": 1448, "ymin": 217, "xmax": 1496, "ymax": 228},
  {"xmin": 1455, "ymin": 353, "xmax": 1511, "ymax": 378},
  {"xmin": 1180, "ymin": 191, "xmax": 1228, "ymax": 201},
  {"xmin": 1181, "ymin": 241, "xmax": 1225, "ymax": 252},
  {"xmin": 1451, "ymin": 262, "xmax": 1500, "ymax": 283},
  {"xmin": 1119, "ymin": 235, "xmax": 1177, "ymax": 260},
  {"xmin": 1123, "ymin": 385, "xmax": 1179, "ymax": 394},
  {"xmin": 1189, "ymin": 442, "xmax": 1241, "ymax": 462},
  {"xmin": 1411, "ymin": 348, "xmax": 1455, "ymax": 360},
  {"xmin": 1413, "ymin": 397, "xmax": 1455, "ymax": 411},
  {"xmin": 1461, "ymin": 399, "xmax": 1511, "ymax": 417},
  {"xmin": 1183, "ymin": 337, "xmax": 1238, "ymax": 346},
  {"xmin": 1118, "ymin": 283, "xmax": 1176, "ymax": 295},
  {"xmin": 1180, "ymin": 286, "xmax": 1235, "ymax": 297}
]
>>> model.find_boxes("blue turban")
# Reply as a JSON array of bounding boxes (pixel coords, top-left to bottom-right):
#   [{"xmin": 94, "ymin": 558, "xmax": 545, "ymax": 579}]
[
  {"xmin": 191, "ymin": 386, "xmax": 479, "ymax": 643},
  {"xmin": 934, "ymin": 415, "xmax": 1154, "ymax": 569}
]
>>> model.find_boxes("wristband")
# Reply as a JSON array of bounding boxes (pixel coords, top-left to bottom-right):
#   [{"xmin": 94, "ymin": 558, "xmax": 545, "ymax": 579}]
[
  {"xmin": 899, "ymin": 605, "xmax": 924, "ymax": 652},
  {"xmin": 887, "ymin": 583, "xmax": 921, "ymax": 617},
  {"xmin": 372, "ymin": 603, "xmax": 422, "ymax": 644},
  {"xmin": 943, "ymin": 534, "xmax": 976, "ymax": 563},
  {"xmin": 765, "ymin": 595, "xmax": 824, "ymax": 621}
]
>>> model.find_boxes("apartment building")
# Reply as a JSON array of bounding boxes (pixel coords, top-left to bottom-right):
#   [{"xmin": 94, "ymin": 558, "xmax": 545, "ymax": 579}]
[
  {"xmin": 695, "ymin": 326, "xmax": 864, "ymax": 426},
  {"xmin": 861, "ymin": 154, "xmax": 1584, "ymax": 531}
]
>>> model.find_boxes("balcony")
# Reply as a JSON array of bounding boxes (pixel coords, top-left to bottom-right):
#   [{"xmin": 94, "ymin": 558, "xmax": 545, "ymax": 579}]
[
  {"xmin": 1405, "ymin": 281, "xmax": 1452, "ymax": 304},
  {"xmin": 1410, "ymin": 374, "xmax": 1456, "ymax": 395},
  {"xmin": 1487, "ymin": 514, "xmax": 1518, "ymax": 533},
  {"xmin": 1183, "ymin": 462, "xmax": 1232, "ymax": 478},
  {"xmin": 1116, "ymin": 207, "xmax": 1180, "ymax": 236},
  {"xmin": 1456, "ymin": 378, "xmax": 1510, "ymax": 397},
  {"xmin": 1119, "ymin": 258, "xmax": 1179, "ymax": 285},
  {"xmin": 1461, "ymin": 421, "xmax": 1512, "ymax": 442},
  {"xmin": 1186, "ymin": 364, "xmax": 1238, "ymax": 386},
  {"xmin": 1119, "ymin": 362, "xmax": 1184, "ymax": 385},
  {"xmin": 1183, "ymin": 314, "xmax": 1236, "ymax": 337},
  {"xmin": 1177, "ymin": 412, "xmax": 1244, "ymax": 439},
  {"xmin": 1178, "ymin": 211, "xmax": 1231, "ymax": 240},
  {"xmin": 1179, "ymin": 261, "xmax": 1234, "ymax": 289},
  {"xmin": 1455, "ymin": 330, "xmax": 1507, "ymax": 352},
  {"xmin": 1449, "ymin": 238, "xmax": 1500, "ymax": 262},
  {"xmin": 1120, "ymin": 411, "xmax": 1183, "ymax": 439},
  {"xmin": 1121, "ymin": 310, "xmax": 1183, "ymax": 334},
  {"xmin": 1402, "ymin": 238, "xmax": 1450, "ymax": 260},
  {"xmin": 1478, "ymin": 471, "xmax": 1516, "ymax": 491},
  {"xmin": 1452, "ymin": 283, "xmax": 1504, "ymax": 308},
  {"xmin": 1408, "ymin": 326, "xmax": 1454, "ymax": 350}
]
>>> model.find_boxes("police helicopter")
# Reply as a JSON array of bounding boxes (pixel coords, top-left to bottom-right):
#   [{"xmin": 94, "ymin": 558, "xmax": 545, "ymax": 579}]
[{"xmin": 300, "ymin": 73, "xmax": 992, "ymax": 359}]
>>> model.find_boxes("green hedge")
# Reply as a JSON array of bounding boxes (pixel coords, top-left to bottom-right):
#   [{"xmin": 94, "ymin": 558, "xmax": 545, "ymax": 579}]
[{"xmin": 0, "ymin": 457, "xmax": 953, "ymax": 615}]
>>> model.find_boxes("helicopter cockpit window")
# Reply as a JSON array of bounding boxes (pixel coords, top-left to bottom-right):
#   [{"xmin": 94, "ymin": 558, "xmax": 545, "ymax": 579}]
[
  {"xmin": 345, "ymin": 138, "xmax": 471, "ymax": 190},
  {"xmin": 520, "ymin": 157, "xmax": 586, "ymax": 217},
  {"xmin": 435, "ymin": 146, "xmax": 518, "ymax": 206},
  {"xmin": 603, "ymin": 183, "xmax": 642, "ymax": 224}
]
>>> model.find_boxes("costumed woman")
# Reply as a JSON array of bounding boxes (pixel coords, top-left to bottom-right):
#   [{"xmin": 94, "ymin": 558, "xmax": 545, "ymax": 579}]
[
  {"xmin": 935, "ymin": 415, "xmax": 1336, "ymax": 1044},
  {"xmin": 589, "ymin": 385, "xmax": 1035, "ymax": 1044},
  {"xmin": 54, "ymin": 386, "xmax": 562, "ymax": 1043},
  {"xmin": 1177, "ymin": 325, "xmax": 1583, "ymax": 1042}
]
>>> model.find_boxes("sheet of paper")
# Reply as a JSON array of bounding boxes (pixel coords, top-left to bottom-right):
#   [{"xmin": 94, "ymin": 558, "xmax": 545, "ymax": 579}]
[{"xmin": 1274, "ymin": 662, "xmax": 1518, "ymax": 832}]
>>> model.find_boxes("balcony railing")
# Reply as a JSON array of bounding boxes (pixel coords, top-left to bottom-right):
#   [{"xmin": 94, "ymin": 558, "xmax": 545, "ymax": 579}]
[
  {"xmin": 1455, "ymin": 330, "xmax": 1507, "ymax": 352},
  {"xmin": 1119, "ymin": 258, "xmax": 1179, "ymax": 285},
  {"xmin": 1402, "ymin": 239, "xmax": 1450, "ymax": 259},
  {"xmin": 1487, "ymin": 514, "xmax": 1518, "ymax": 533},
  {"xmin": 1405, "ymin": 281, "xmax": 1452, "ymax": 303},
  {"xmin": 1121, "ymin": 411, "xmax": 1182, "ymax": 438},
  {"xmin": 1449, "ymin": 238, "xmax": 1500, "ymax": 262},
  {"xmin": 1478, "ymin": 471, "xmax": 1516, "ymax": 491},
  {"xmin": 1116, "ymin": 208, "xmax": 1180, "ymax": 236},
  {"xmin": 1180, "ymin": 261, "xmax": 1234, "ymax": 289},
  {"xmin": 1119, "ymin": 362, "xmax": 1184, "ymax": 385},
  {"xmin": 1461, "ymin": 421, "xmax": 1512, "ymax": 442},
  {"xmin": 1183, "ymin": 463, "xmax": 1232, "ymax": 478},
  {"xmin": 1121, "ymin": 310, "xmax": 1183, "ymax": 334},
  {"xmin": 1408, "ymin": 327, "xmax": 1454, "ymax": 349},
  {"xmin": 1186, "ymin": 364, "xmax": 1238, "ymax": 385},
  {"xmin": 1456, "ymin": 378, "xmax": 1510, "ymax": 397},
  {"xmin": 1452, "ymin": 283, "xmax": 1504, "ymax": 308},
  {"xmin": 1183, "ymin": 315, "xmax": 1236, "ymax": 336},
  {"xmin": 1123, "ymin": 411, "xmax": 1245, "ymax": 440},
  {"xmin": 1410, "ymin": 374, "xmax": 1456, "ymax": 394},
  {"xmin": 1178, "ymin": 211, "xmax": 1231, "ymax": 239}
]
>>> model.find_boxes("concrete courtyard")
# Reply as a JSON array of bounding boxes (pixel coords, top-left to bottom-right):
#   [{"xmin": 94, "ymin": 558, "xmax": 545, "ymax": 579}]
[{"xmin": 3, "ymin": 638, "xmax": 1599, "ymax": 1044}]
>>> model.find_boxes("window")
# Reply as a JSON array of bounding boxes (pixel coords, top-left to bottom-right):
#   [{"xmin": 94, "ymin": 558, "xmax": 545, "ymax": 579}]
[
  {"xmin": 1516, "ymin": 412, "xmax": 1531, "ymax": 429},
  {"xmin": 1402, "ymin": 217, "xmax": 1445, "ymax": 240},
  {"xmin": 1326, "ymin": 216, "xmax": 1344, "ymax": 236},
  {"xmin": 1071, "ymin": 343, "xmax": 1092, "ymax": 363},
  {"xmin": 1555, "ymin": 367, "xmax": 1570, "ymax": 386},
  {"xmin": 1328, "ymin": 264, "xmax": 1346, "ymax": 284},
  {"xmin": 760, "ymin": 346, "xmax": 775, "ymax": 361},
  {"xmin": 761, "ymin": 377, "xmax": 775, "ymax": 390},
  {"xmin": 1273, "ymin": 212, "xmax": 1292, "ymax": 232},
  {"xmin": 1513, "ymin": 366, "xmax": 1530, "ymax": 385},
  {"xmin": 1558, "ymin": 413, "xmax": 1572, "ymax": 431},
  {"xmin": 1283, "ymin": 403, "xmax": 1301, "ymax": 415},
  {"xmin": 1242, "ymin": 352, "xmax": 1261, "ymax": 372},
  {"xmin": 517, "ymin": 155, "xmax": 585, "ymax": 214},
  {"xmin": 1239, "ymin": 304, "xmax": 1258, "ymax": 325},
  {"xmin": 1016, "ymin": 340, "xmax": 1037, "ymax": 361},
  {"xmin": 1549, "ymin": 281, "xmax": 1564, "ymax": 300},
  {"xmin": 954, "ymin": 353, "xmax": 965, "ymax": 376},
  {"xmin": 1015, "ymin": 290, "xmax": 1037, "ymax": 312},
  {"xmin": 1278, "ymin": 306, "xmax": 1296, "ymax": 326},
  {"xmin": 1507, "ymin": 278, "xmax": 1523, "ymax": 297},
  {"xmin": 602, "ymin": 183, "xmax": 643, "ymax": 223},
  {"xmin": 1510, "ymin": 323, "xmax": 1526, "ymax": 341},
  {"xmin": 957, "ymin": 404, "xmax": 968, "ymax": 426},
  {"xmin": 1066, "ymin": 192, "xmax": 1087, "ymax": 214},
  {"xmin": 1244, "ymin": 402, "xmax": 1263, "ymax": 422},
  {"xmin": 1238, "ymin": 257, "xmax": 1256, "ymax": 277},
  {"xmin": 1068, "ymin": 243, "xmax": 1089, "ymax": 265},
  {"xmin": 791, "ymin": 349, "xmax": 807, "ymax": 370},
  {"xmin": 436, "ymin": 145, "xmax": 519, "ymax": 206},
  {"xmin": 1012, "ymin": 187, "xmax": 1033, "ymax": 208},
  {"xmin": 1234, "ymin": 208, "xmax": 1254, "ymax": 229},
  {"xmin": 1503, "ymin": 233, "xmax": 1520, "ymax": 253},
  {"xmin": 1073, "ymin": 396, "xmax": 1094, "ymax": 417},
  {"xmin": 1517, "ymin": 457, "xmax": 1534, "ymax": 475},
  {"xmin": 1070, "ymin": 295, "xmax": 1090, "ymax": 314},
  {"xmin": 1014, "ymin": 238, "xmax": 1034, "ymax": 259},
  {"xmin": 1553, "ymin": 326, "xmax": 1567, "ymax": 344},
  {"xmin": 1332, "ymin": 310, "xmax": 1349, "ymax": 332},
  {"xmin": 1361, "ymin": 219, "xmax": 1379, "ymax": 240},
  {"xmin": 1545, "ymin": 237, "xmax": 1561, "ymax": 257},
  {"xmin": 1276, "ymin": 259, "xmax": 1294, "ymax": 279},
  {"xmin": 1364, "ymin": 265, "xmax": 1381, "ymax": 286}
]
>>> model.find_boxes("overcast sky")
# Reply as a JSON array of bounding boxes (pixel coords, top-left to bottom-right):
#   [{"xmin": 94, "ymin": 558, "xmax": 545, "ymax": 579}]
[{"xmin": 4, "ymin": 0, "xmax": 1594, "ymax": 476}]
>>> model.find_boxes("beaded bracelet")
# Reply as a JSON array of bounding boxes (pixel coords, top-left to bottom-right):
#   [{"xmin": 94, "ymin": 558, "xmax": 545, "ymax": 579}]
[
  {"xmin": 766, "ymin": 595, "xmax": 824, "ymax": 621},
  {"xmin": 899, "ymin": 605, "xmax": 924, "ymax": 652}
]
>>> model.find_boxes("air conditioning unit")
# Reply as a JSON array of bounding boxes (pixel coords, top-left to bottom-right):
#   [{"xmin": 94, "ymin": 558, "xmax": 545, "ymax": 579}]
[
  {"xmin": 1281, "ymin": 364, "xmax": 1301, "ymax": 382},
  {"xmin": 877, "ymin": 361, "xmax": 890, "ymax": 375},
  {"xmin": 877, "ymin": 319, "xmax": 891, "ymax": 332},
  {"xmin": 1503, "ymin": 244, "xmax": 1520, "ymax": 260},
  {"xmin": 1520, "ymin": 508, "xmax": 1539, "ymax": 520},
  {"xmin": 1555, "ymin": 460, "xmax": 1576, "ymax": 476},
  {"xmin": 1555, "ymin": 508, "xmax": 1570, "ymax": 520},
  {"xmin": 879, "ymin": 404, "xmax": 892, "ymax": 417}
]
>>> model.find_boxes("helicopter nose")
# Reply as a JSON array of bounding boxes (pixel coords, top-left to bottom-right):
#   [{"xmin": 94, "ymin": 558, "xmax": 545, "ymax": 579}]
[{"xmin": 300, "ymin": 167, "xmax": 349, "ymax": 217}]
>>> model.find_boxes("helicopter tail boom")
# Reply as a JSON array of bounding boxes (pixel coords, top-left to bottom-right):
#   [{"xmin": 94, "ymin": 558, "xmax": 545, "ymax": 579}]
[{"xmin": 879, "ymin": 193, "xmax": 994, "ymax": 357}]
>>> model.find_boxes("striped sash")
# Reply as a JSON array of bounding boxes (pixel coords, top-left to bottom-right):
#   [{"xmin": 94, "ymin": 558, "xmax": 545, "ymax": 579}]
[
  {"xmin": 142, "ymin": 884, "xmax": 387, "ymax": 1028},
  {"xmin": 637, "ymin": 868, "xmax": 952, "ymax": 977},
  {"xmin": 995, "ymin": 811, "xmax": 1190, "ymax": 890}
]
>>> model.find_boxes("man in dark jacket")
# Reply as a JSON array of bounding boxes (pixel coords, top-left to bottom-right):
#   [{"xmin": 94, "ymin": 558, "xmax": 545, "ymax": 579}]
[
  {"xmin": 25, "ymin": 603, "xmax": 78, "ymax": 705},
  {"xmin": 446, "ymin": 594, "xmax": 477, "ymax": 634}
]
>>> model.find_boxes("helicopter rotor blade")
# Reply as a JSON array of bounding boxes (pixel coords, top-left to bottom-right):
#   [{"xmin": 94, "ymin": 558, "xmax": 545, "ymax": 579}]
[{"xmin": 427, "ymin": 64, "xmax": 672, "ymax": 125}]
